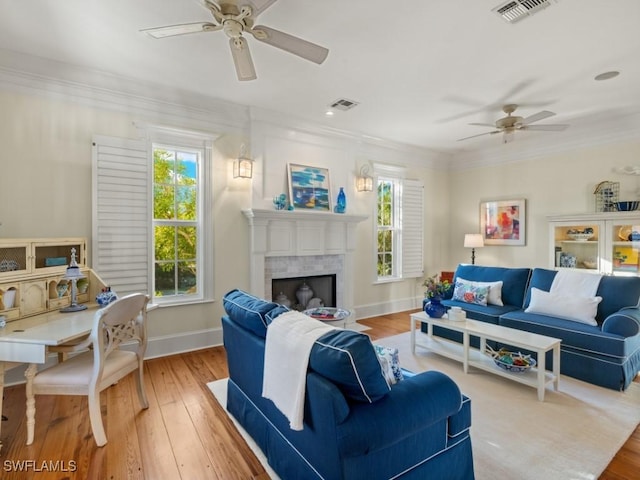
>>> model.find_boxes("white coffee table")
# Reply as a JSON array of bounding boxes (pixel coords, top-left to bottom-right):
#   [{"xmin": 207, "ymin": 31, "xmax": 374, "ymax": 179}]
[{"xmin": 410, "ymin": 311, "xmax": 561, "ymax": 401}]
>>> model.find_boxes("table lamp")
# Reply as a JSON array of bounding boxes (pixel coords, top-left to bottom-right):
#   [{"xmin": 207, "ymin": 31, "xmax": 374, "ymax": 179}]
[
  {"xmin": 60, "ymin": 248, "xmax": 88, "ymax": 312},
  {"xmin": 464, "ymin": 234, "xmax": 484, "ymax": 265}
]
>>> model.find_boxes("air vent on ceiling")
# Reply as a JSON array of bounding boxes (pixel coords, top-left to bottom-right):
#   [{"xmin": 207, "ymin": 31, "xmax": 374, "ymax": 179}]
[
  {"xmin": 329, "ymin": 98, "xmax": 359, "ymax": 111},
  {"xmin": 493, "ymin": 0, "xmax": 555, "ymax": 23}
]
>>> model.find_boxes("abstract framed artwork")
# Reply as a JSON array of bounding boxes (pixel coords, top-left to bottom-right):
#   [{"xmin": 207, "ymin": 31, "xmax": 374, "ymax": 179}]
[
  {"xmin": 480, "ymin": 199, "xmax": 526, "ymax": 246},
  {"xmin": 287, "ymin": 164, "xmax": 331, "ymax": 211}
]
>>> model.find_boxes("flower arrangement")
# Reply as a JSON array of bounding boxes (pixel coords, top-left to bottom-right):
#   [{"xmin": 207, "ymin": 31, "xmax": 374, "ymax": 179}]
[{"xmin": 422, "ymin": 274, "xmax": 451, "ymax": 299}]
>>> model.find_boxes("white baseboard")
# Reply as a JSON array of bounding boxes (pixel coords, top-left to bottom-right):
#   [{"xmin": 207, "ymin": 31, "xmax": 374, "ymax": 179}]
[
  {"xmin": 2, "ymin": 328, "xmax": 224, "ymax": 387},
  {"xmin": 354, "ymin": 296, "xmax": 423, "ymax": 320},
  {"xmin": 2, "ymin": 302, "xmax": 420, "ymax": 387}
]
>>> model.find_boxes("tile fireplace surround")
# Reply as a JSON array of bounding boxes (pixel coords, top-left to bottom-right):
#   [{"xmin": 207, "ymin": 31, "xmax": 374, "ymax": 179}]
[{"xmin": 242, "ymin": 209, "xmax": 367, "ymax": 323}]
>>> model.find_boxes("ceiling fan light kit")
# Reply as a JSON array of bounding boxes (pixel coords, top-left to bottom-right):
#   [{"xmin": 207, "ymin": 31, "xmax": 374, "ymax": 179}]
[{"xmin": 141, "ymin": 0, "xmax": 329, "ymax": 81}]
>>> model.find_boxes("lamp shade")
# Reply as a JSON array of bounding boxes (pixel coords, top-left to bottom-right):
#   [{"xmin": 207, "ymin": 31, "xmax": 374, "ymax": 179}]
[{"xmin": 464, "ymin": 234, "xmax": 484, "ymax": 248}]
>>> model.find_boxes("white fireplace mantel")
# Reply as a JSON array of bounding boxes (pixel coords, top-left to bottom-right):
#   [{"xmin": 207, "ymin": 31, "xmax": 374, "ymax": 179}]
[{"xmin": 242, "ymin": 208, "xmax": 368, "ymax": 314}]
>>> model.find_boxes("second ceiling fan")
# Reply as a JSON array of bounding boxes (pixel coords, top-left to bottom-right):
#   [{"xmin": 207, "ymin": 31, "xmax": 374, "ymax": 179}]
[
  {"xmin": 458, "ymin": 104, "xmax": 569, "ymax": 143},
  {"xmin": 141, "ymin": 0, "xmax": 329, "ymax": 81}
]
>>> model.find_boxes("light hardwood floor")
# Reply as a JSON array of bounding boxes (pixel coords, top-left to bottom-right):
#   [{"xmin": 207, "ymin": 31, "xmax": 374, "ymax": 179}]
[{"xmin": 1, "ymin": 310, "xmax": 637, "ymax": 479}]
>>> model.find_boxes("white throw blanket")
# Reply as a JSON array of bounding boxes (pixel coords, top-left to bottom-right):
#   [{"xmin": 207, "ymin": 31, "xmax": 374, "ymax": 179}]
[
  {"xmin": 550, "ymin": 269, "xmax": 602, "ymax": 297},
  {"xmin": 262, "ymin": 311, "xmax": 336, "ymax": 430}
]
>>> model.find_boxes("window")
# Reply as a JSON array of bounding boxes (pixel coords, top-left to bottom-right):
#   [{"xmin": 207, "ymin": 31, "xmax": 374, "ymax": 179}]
[
  {"xmin": 377, "ymin": 177, "xmax": 399, "ymax": 278},
  {"xmin": 93, "ymin": 128, "xmax": 214, "ymax": 305},
  {"xmin": 152, "ymin": 145, "xmax": 199, "ymax": 299},
  {"xmin": 375, "ymin": 170, "xmax": 424, "ymax": 282}
]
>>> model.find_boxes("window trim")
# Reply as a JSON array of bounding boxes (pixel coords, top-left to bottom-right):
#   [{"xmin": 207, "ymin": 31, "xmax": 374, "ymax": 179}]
[{"xmin": 146, "ymin": 128, "xmax": 215, "ymax": 307}]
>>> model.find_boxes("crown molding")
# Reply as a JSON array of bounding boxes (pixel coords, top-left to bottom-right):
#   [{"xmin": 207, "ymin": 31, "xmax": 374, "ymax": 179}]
[{"xmin": 0, "ymin": 49, "xmax": 249, "ymax": 134}]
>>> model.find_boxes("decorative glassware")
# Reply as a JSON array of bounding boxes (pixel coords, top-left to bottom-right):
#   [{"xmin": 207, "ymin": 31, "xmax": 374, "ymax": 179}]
[{"xmin": 334, "ymin": 187, "xmax": 346, "ymax": 213}]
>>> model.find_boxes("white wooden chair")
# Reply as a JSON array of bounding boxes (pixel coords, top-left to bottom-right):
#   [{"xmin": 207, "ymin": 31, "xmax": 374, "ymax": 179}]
[{"xmin": 25, "ymin": 293, "xmax": 150, "ymax": 447}]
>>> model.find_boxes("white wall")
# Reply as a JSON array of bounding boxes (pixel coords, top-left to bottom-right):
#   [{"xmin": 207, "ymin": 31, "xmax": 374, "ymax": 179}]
[{"xmin": 447, "ymin": 140, "xmax": 640, "ymax": 269}]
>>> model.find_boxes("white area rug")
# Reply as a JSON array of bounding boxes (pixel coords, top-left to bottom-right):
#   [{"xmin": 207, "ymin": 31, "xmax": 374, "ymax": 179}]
[{"xmin": 208, "ymin": 331, "xmax": 640, "ymax": 480}]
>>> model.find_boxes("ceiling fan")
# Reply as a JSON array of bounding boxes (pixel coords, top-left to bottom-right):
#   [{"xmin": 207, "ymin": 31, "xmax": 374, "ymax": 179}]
[
  {"xmin": 457, "ymin": 104, "xmax": 569, "ymax": 143},
  {"xmin": 141, "ymin": 0, "xmax": 329, "ymax": 81}
]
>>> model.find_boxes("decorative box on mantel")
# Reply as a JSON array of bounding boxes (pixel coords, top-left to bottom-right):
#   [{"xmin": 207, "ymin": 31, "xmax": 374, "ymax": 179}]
[{"xmin": 242, "ymin": 209, "xmax": 368, "ymax": 320}]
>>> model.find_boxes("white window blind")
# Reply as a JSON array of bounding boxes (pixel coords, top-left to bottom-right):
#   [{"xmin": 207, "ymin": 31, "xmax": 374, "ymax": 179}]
[
  {"xmin": 92, "ymin": 135, "xmax": 150, "ymax": 297},
  {"xmin": 400, "ymin": 179, "xmax": 424, "ymax": 279}
]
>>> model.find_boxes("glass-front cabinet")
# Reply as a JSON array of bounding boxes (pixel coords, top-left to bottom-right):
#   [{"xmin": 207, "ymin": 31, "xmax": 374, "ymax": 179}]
[{"xmin": 549, "ymin": 212, "xmax": 640, "ymax": 276}]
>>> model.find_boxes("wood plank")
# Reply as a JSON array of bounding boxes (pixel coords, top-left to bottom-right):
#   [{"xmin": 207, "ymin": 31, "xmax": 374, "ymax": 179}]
[
  {"xmin": 135, "ymin": 364, "xmax": 181, "ymax": 480},
  {"xmin": 104, "ymin": 377, "xmax": 145, "ymax": 480}
]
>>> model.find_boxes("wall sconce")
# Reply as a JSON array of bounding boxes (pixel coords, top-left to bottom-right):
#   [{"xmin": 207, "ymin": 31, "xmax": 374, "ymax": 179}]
[
  {"xmin": 233, "ymin": 144, "xmax": 253, "ymax": 179},
  {"xmin": 356, "ymin": 165, "xmax": 373, "ymax": 192},
  {"xmin": 463, "ymin": 234, "xmax": 484, "ymax": 265}
]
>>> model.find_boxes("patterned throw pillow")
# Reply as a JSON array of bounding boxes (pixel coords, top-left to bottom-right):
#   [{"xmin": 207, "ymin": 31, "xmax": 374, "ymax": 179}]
[
  {"xmin": 452, "ymin": 280, "xmax": 490, "ymax": 306},
  {"xmin": 373, "ymin": 345, "xmax": 404, "ymax": 385}
]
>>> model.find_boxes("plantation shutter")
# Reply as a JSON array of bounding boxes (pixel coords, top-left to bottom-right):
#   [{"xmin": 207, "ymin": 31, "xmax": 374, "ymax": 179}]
[
  {"xmin": 401, "ymin": 179, "xmax": 424, "ymax": 279},
  {"xmin": 92, "ymin": 135, "xmax": 150, "ymax": 297}
]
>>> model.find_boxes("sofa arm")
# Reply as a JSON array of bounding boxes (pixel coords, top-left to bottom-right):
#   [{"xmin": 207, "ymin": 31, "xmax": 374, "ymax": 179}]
[
  {"xmin": 602, "ymin": 308, "xmax": 640, "ymax": 337},
  {"xmin": 336, "ymin": 370, "xmax": 463, "ymax": 456}
]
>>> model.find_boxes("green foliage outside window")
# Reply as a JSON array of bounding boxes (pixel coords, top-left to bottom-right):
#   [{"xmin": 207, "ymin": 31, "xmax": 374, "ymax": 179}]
[
  {"xmin": 153, "ymin": 148, "xmax": 198, "ymax": 297},
  {"xmin": 377, "ymin": 180, "xmax": 394, "ymax": 277}
]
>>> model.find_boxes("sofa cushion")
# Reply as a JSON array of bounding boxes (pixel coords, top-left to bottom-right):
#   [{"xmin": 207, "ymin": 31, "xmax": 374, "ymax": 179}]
[
  {"xmin": 456, "ymin": 277, "xmax": 504, "ymax": 306},
  {"xmin": 500, "ymin": 309, "xmax": 633, "ymax": 359},
  {"xmin": 452, "ymin": 264, "xmax": 531, "ymax": 308},
  {"xmin": 526, "ymin": 268, "xmax": 640, "ymax": 323},
  {"xmin": 373, "ymin": 344, "xmax": 404, "ymax": 385},
  {"xmin": 525, "ymin": 287, "xmax": 602, "ymax": 326},
  {"xmin": 310, "ymin": 330, "xmax": 391, "ymax": 403},
  {"xmin": 223, "ymin": 289, "xmax": 289, "ymax": 338},
  {"xmin": 452, "ymin": 280, "xmax": 490, "ymax": 306}
]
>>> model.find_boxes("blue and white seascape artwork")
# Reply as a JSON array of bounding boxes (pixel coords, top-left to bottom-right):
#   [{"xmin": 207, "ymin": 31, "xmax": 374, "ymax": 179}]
[{"xmin": 289, "ymin": 165, "xmax": 331, "ymax": 211}]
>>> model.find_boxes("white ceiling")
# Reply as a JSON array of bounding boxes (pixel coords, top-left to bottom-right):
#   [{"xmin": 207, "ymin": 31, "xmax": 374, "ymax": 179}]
[{"xmin": 1, "ymin": 0, "xmax": 640, "ymax": 157}]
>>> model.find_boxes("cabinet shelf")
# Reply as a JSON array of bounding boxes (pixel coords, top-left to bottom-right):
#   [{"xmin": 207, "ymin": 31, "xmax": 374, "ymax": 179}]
[
  {"xmin": 0, "ymin": 238, "xmax": 106, "ymax": 322},
  {"xmin": 549, "ymin": 213, "xmax": 640, "ymax": 276}
]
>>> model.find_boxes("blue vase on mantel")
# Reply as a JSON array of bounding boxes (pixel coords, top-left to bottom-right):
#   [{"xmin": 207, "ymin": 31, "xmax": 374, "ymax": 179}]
[
  {"xmin": 334, "ymin": 187, "xmax": 346, "ymax": 214},
  {"xmin": 424, "ymin": 297, "xmax": 446, "ymax": 318}
]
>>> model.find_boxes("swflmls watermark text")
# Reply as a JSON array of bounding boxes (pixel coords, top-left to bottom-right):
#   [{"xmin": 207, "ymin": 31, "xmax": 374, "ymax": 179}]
[{"xmin": 3, "ymin": 459, "xmax": 78, "ymax": 473}]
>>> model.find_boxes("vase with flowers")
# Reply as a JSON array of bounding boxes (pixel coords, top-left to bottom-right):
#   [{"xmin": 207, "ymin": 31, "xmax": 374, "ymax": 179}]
[{"xmin": 422, "ymin": 274, "xmax": 451, "ymax": 318}]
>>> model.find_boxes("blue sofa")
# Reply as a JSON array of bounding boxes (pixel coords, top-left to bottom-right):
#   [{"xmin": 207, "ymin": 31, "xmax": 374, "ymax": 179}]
[
  {"xmin": 222, "ymin": 289, "xmax": 475, "ymax": 480},
  {"xmin": 434, "ymin": 265, "xmax": 640, "ymax": 391}
]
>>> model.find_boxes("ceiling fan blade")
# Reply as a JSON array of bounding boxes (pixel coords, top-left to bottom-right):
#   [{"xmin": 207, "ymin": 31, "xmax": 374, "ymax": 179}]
[
  {"xmin": 250, "ymin": 25, "xmax": 329, "ymax": 64},
  {"xmin": 522, "ymin": 110, "xmax": 555, "ymax": 124},
  {"xmin": 141, "ymin": 22, "xmax": 221, "ymax": 38},
  {"xmin": 469, "ymin": 122, "xmax": 496, "ymax": 128},
  {"xmin": 522, "ymin": 124, "xmax": 569, "ymax": 131},
  {"xmin": 229, "ymin": 37, "xmax": 257, "ymax": 81},
  {"xmin": 457, "ymin": 130, "xmax": 500, "ymax": 141},
  {"xmin": 243, "ymin": 0, "xmax": 279, "ymax": 17}
]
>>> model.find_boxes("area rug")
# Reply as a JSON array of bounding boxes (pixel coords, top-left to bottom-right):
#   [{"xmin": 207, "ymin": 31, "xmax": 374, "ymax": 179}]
[{"xmin": 208, "ymin": 331, "xmax": 640, "ymax": 480}]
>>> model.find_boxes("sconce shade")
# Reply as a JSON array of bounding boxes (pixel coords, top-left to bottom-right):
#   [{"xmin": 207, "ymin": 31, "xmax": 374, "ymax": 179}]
[
  {"xmin": 356, "ymin": 165, "xmax": 373, "ymax": 192},
  {"xmin": 233, "ymin": 157, "xmax": 253, "ymax": 178},
  {"xmin": 464, "ymin": 234, "xmax": 484, "ymax": 248}
]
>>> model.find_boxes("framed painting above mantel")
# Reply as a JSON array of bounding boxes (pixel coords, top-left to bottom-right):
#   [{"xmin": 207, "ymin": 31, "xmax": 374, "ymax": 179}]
[
  {"xmin": 287, "ymin": 164, "xmax": 331, "ymax": 211},
  {"xmin": 480, "ymin": 199, "xmax": 526, "ymax": 246}
]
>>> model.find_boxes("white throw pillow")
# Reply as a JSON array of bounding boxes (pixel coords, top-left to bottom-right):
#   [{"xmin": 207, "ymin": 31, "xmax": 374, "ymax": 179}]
[
  {"xmin": 457, "ymin": 277, "xmax": 504, "ymax": 306},
  {"xmin": 525, "ymin": 288, "xmax": 601, "ymax": 326}
]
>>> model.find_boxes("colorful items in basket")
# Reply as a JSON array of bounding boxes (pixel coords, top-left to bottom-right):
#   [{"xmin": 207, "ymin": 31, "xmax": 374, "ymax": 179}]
[
  {"xmin": 303, "ymin": 307, "xmax": 350, "ymax": 321},
  {"xmin": 486, "ymin": 346, "xmax": 536, "ymax": 373},
  {"xmin": 566, "ymin": 227, "xmax": 594, "ymax": 241}
]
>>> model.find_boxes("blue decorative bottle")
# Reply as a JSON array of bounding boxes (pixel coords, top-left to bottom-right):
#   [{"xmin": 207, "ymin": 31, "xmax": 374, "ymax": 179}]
[{"xmin": 335, "ymin": 187, "xmax": 346, "ymax": 214}]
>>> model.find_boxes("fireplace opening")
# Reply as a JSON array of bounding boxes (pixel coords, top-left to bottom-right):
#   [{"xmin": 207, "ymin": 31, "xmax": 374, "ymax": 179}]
[{"xmin": 272, "ymin": 274, "xmax": 336, "ymax": 311}]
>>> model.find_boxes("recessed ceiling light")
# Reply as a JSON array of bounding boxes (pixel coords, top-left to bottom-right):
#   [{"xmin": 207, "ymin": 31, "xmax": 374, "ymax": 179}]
[
  {"xmin": 325, "ymin": 110, "xmax": 335, "ymax": 116},
  {"xmin": 594, "ymin": 71, "xmax": 620, "ymax": 81}
]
